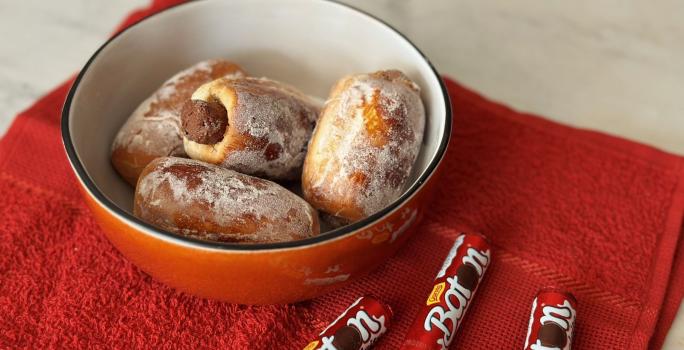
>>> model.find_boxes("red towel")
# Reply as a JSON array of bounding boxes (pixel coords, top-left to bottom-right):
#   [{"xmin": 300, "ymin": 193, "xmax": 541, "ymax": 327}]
[{"xmin": 1, "ymin": 1, "xmax": 683, "ymax": 348}]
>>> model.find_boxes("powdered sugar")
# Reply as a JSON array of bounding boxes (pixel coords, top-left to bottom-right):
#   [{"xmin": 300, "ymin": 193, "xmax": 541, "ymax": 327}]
[
  {"xmin": 112, "ymin": 59, "xmax": 246, "ymax": 159},
  {"xmin": 135, "ymin": 157, "xmax": 317, "ymax": 243},
  {"xmin": 305, "ymin": 71, "xmax": 425, "ymax": 218},
  {"xmin": 189, "ymin": 77, "xmax": 321, "ymax": 180},
  {"xmin": 112, "ymin": 98, "xmax": 185, "ymax": 157},
  {"xmin": 156, "ymin": 60, "xmax": 214, "ymax": 100}
]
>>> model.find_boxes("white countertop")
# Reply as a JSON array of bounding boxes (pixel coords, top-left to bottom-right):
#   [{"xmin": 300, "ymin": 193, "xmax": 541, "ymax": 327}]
[{"xmin": 1, "ymin": 0, "xmax": 683, "ymax": 347}]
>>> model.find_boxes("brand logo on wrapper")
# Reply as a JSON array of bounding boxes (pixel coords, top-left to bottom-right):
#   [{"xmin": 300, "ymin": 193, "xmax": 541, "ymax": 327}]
[
  {"xmin": 305, "ymin": 296, "xmax": 391, "ymax": 350},
  {"xmin": 317, "ymin": 310, "xmax": 386, "ymax": 350},
  {"xmin": 400, "ymin": 233, "xmax": 491, "ymax": 350},
  {"xmin": 526, "ymin": 299, "xmax": 576, "ymax": 350},
  {"xmin": 304, "ymin": 341, "xmax": 319, "ymax": 350},
  {"xmin": 523, "ymin": 289, "xmax": 577, "ymax": 350},
  {"xmin": 423, "ymin": 246, "xmax": 490, "ymax": 348},
  {"xmin": 427, "ymin": 282, "xmax": 446, "ymax": 306}
]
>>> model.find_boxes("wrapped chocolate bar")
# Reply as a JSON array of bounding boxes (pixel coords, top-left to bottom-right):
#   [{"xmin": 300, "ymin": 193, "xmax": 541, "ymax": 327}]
[
  {"xmin": 401, "ymin": 232, "xmax": 492, "ymax": 350},
  {"xmin": 304, "ymin": 296, "xmax": 392, "ymax": 350},
  {"xmin": 523, "ymin": 288, "xmax": 577, "ymax": 350}
]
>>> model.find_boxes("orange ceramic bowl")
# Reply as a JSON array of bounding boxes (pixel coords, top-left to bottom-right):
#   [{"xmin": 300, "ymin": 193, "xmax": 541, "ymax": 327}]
[{"xmin": 61, "ymin": 0, "xmax": 451, "ymax": 305}]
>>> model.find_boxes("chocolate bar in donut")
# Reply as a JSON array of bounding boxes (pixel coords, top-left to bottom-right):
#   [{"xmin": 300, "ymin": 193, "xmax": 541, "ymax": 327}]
[
  {"xmin": 180, "ymin": 77, "xmax": 321, "ymax": 180},
  {"xmin": 111, "ymin": 59, "xmax": 247, "ymax": 185}
]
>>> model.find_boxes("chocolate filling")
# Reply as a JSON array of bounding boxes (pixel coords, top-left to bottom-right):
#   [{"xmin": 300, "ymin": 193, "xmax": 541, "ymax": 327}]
[
  {"xmin": 180, "ymin": 99, "xmax": 228, "ymax": 144},
  {"xmin": 456, "ymin": 263, "xmax": 479, "ymax": 291},
  {"xmin": 538, "ymin": 323, "xmax": 567, "ymax": 348},
  {"xmin": 332, "ymin": 325, "xmax": 363, "ymax": 350}
]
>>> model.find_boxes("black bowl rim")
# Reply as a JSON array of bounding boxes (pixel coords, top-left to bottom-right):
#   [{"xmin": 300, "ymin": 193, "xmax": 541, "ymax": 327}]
[{"xmin": 60, "ymin": 0, "xmax": 452, "ymax": 252}]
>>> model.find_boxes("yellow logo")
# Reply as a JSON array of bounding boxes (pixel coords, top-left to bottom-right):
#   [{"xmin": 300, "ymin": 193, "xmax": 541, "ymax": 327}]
[
  {"xmin": 303, "ymin": 340, "xmax": 319, "ymax": 350},
  {"xmin": 427, "ymin": 282, "xmax": 446, "ymax": 305}
]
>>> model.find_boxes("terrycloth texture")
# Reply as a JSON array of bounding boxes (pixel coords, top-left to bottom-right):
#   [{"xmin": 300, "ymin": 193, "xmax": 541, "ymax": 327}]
[
  {"xmin": 651, "ymin": 230, "xmax": 684, "ymax": 349},
  {"xmin": 2, "ymin": 1, "xmax": 684, "ymax": 348}
]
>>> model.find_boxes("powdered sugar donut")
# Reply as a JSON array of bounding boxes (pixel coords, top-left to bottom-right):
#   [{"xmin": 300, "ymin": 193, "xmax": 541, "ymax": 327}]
[
  {"xmin": 302, "ymin": 70, "xmax": 425, "ymax": 222},
  {"xmin": 111, "ymin": 59, "xmax": 247, "ymax": 185},
  {"xmin": 180, "ymin": 77, "xmax": 321, "ymax": 181},
  {"xmin": 134, "ymin": 157, "xmax": 320, "ymax": 244}
]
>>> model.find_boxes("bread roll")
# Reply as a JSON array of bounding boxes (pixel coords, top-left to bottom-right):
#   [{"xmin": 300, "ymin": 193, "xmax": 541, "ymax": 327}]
[
  {"xmin": 134, "ymin": 157, "xmax": 320, "ymax": 243},
  {"xmin": 181, "ymin": 77, "xmax": 320, "ymax": 180},
  {"xmin": 302, "ymin": 70, "xmax": 425, "ymax": 222},
  {"xmin": 111, "ymin": 59, "xmax": 247, "ymax": 185}
]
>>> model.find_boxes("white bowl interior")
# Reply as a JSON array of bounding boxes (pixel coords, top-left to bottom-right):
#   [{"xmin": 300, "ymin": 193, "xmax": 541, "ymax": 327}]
[{"xmin": 68, "ymin": 0, "xmax": 447, "ymax": 229}]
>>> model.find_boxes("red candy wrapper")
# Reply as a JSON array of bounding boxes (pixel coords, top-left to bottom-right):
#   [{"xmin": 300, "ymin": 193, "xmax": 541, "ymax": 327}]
[
  {"xmin": 523, "ymin": 288, "xmax": 577, "ymax": 350},
  {"xmin": 304, "ymin": 296, "xmax": 392, "ymax": 350},
  {"xmin": 401, "ymin": 232, "xmax": 492, "ymax": 350}
]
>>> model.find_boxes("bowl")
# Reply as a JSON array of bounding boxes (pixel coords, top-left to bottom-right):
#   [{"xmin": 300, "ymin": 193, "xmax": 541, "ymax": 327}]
[{"xmin": 61, "ymin": 0, "xmax": 451, "ymax": 304}]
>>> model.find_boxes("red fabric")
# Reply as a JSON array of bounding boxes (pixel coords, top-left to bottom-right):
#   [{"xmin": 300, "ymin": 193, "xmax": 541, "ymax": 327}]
[
  {"xmin": 651, "ymin": 230, "xmax": 684, "ymax": 349},
  {"xmin": 1, "ymin": 1, "xmax": 684, "ymax": 348}
]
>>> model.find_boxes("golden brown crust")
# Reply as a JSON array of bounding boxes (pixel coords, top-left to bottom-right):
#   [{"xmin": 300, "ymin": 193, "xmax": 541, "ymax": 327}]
[
  {"xmin": 182, "ymin": 77, "xmax": 321, "ymax": 180},
  {"xmin": 302, "ymin": 70, "xmax": 425, "ymax": 222},
  {"xmin": 134, "ymin": 157, "xmax": 320, "ymax": 244},
  {"xmin": 111, "ymin": 60, "xmax": 247, "ymax": 185}
]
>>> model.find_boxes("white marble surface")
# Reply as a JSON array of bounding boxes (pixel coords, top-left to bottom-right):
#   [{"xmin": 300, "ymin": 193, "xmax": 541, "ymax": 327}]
[{"xmin": 0, "ymin": 0, "xmax": 683, "ymax": 347}]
